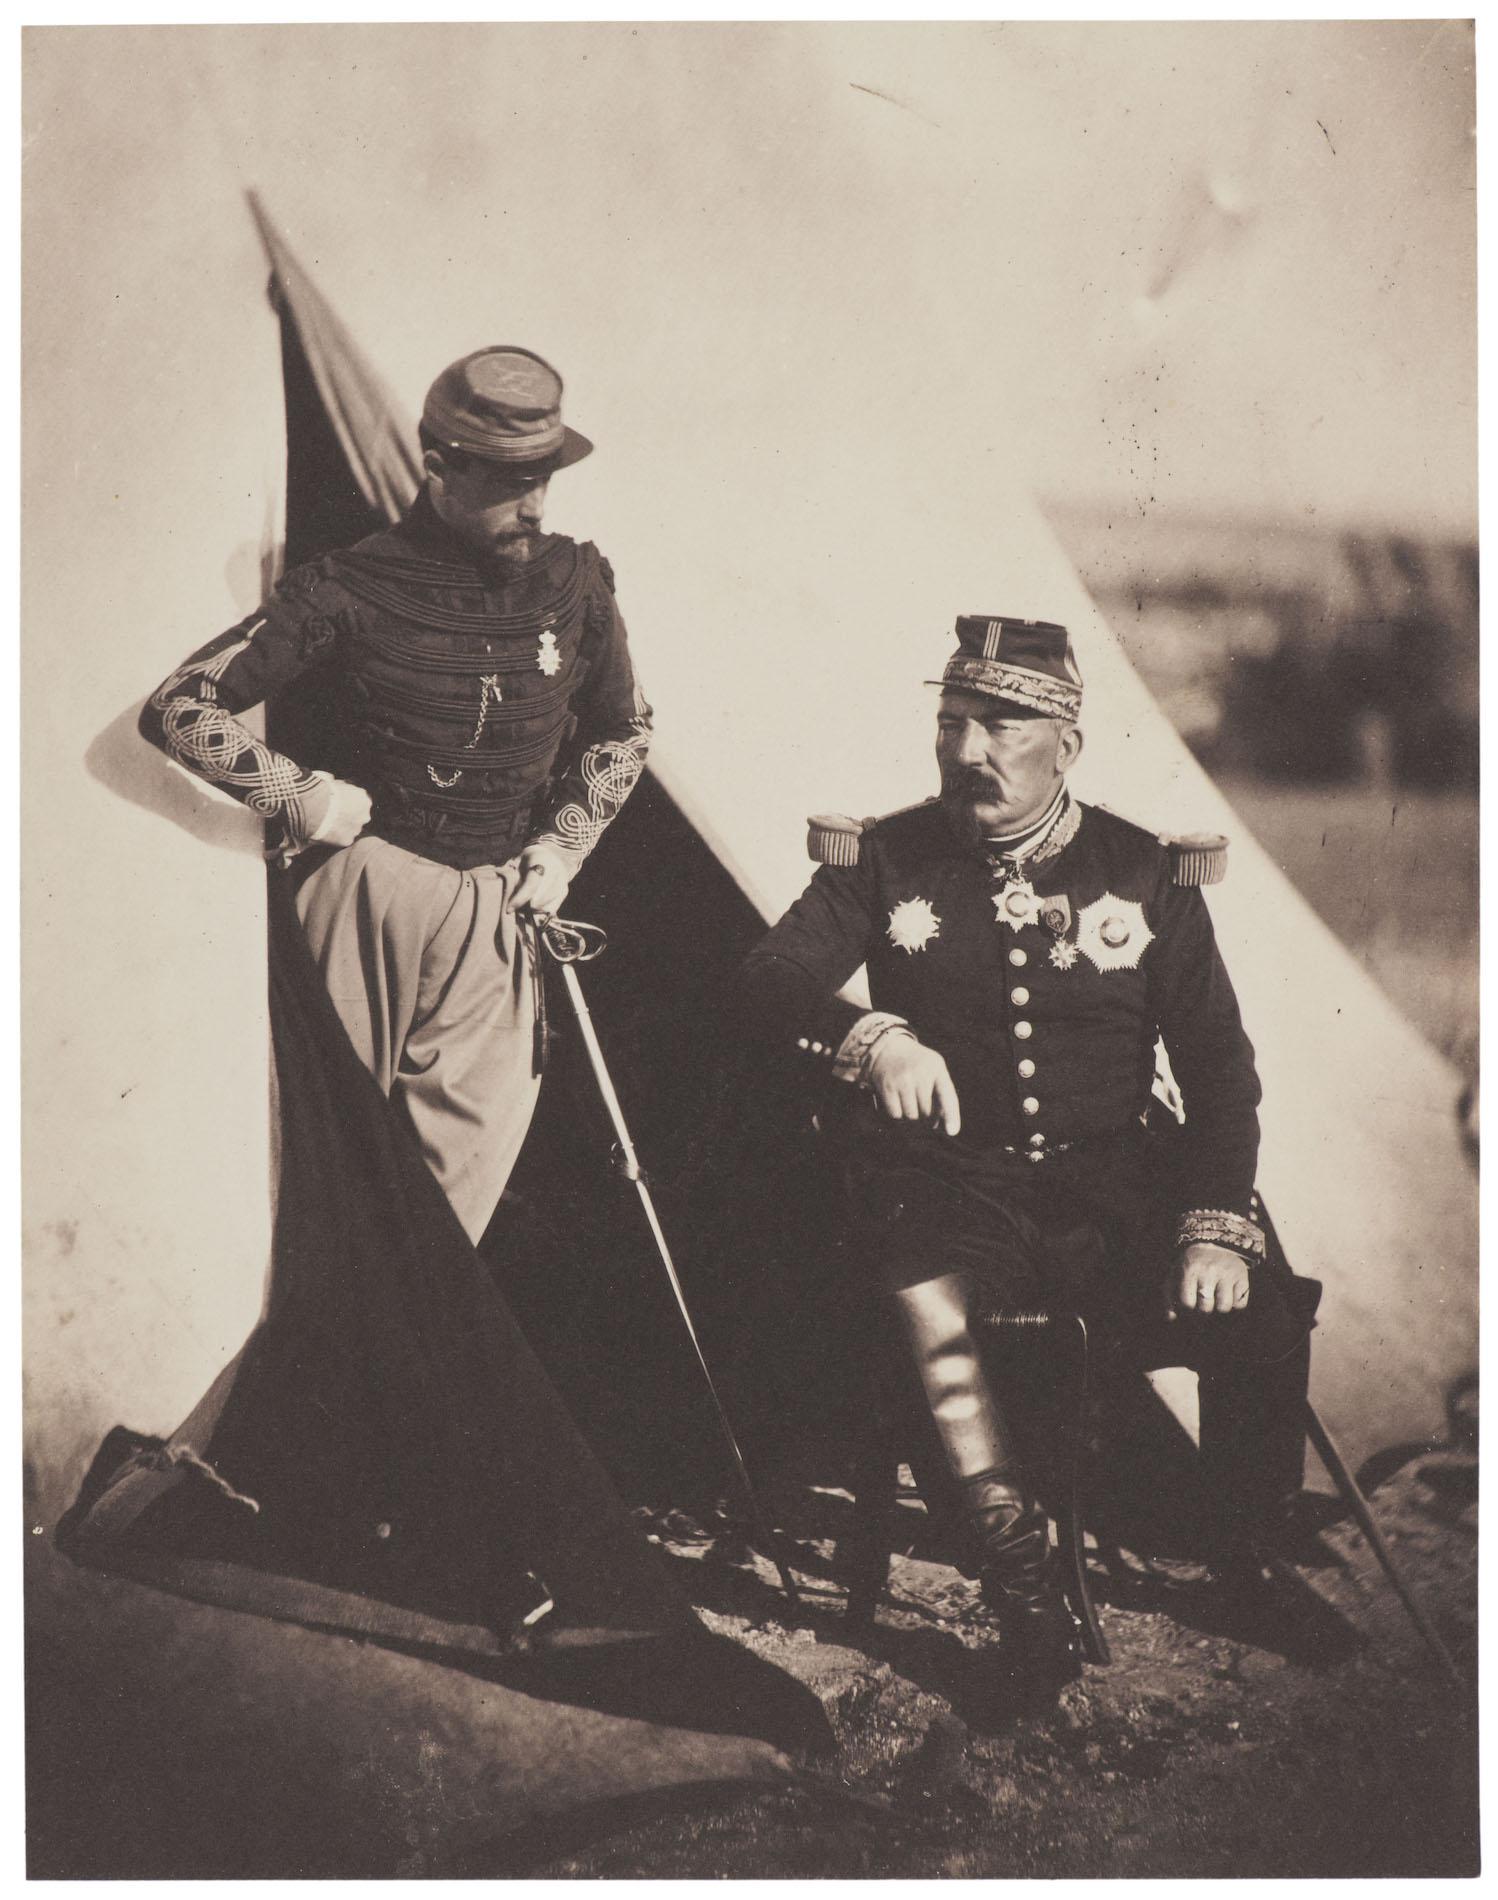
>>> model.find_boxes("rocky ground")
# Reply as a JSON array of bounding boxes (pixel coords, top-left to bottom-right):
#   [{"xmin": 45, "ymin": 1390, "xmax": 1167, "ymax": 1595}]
[
  {"xmin": 513, "ymin": 1439, "xmax": 1478, "ymax": 1879},
  {"xmin": 27, "ymin": 1431, "xmax": 1476, "ymax": 1878}
]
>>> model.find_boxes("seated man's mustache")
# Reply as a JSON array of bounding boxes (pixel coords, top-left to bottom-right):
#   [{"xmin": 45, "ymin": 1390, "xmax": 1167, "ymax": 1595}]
[{"xmin": 942, "ymin": 767, "xmax": 1003, "ymax": 797}]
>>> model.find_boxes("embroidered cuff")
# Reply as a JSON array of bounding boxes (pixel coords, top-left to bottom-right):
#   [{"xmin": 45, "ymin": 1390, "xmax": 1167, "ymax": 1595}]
[
  {"xmin": 832, "ymin": 1011, "xmax": 914, "ymax": 1083},
  {"xmin": 1176, "ymin": 1208, "xmax": 1266, "ymax": 1263}
]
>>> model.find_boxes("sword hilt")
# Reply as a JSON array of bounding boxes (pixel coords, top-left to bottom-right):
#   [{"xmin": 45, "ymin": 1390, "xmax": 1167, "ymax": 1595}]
[{"xmin": 536, "ymin": 915, "xmax": 609, "ymax": 964}]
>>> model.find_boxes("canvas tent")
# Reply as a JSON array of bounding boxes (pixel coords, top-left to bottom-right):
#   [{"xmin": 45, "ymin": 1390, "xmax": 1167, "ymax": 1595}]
[{"xmin": 24, "ymin": 21, "xmax": 1476, "ymax": 1873}]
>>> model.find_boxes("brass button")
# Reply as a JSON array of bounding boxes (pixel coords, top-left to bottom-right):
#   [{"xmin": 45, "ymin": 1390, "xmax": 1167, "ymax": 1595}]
[
  {"xmin": 1017, "ymin": 1058, "xmax": 1036, "ymax": 1079},
  {"xmin": 1021, "ymin": 1096, "xmax": 1040, "ymax": 1115},
  {"xmin": 1013, "ymin": 1021, "xmax": 1033, "ymax": 1040},
  {"xmin": 1010, "ymin": 987, "xmax": 1029, "ymax": 1006},
  {"xmin": 1008, "ymin": 949, "xmax": 1027, "ymax": 967}
]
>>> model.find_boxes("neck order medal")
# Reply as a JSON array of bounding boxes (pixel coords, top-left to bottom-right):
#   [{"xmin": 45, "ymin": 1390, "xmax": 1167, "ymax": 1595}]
[{"xmin": 992, "ymin": 874, "xmax": 1043, "ymax": 934}]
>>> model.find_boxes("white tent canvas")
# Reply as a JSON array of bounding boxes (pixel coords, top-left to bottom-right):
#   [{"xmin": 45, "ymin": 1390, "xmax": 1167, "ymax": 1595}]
[{"xmin": 24, "ymin": 22, "xmax": 1474, "ymax": 1519}]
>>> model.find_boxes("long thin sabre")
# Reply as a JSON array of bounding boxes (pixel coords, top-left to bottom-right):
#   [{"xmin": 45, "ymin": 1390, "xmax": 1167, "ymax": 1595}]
[
  {"xmin": 1247, "ymin": 1206, "xmax": 1467, "ymax": 1696},
  {"xmin": 1303, "ymin": 1401, "xmax": 1465, "ymax": 1696},
  {"xmin": 536, "ymin": 917, "xmax": 804, "ymax": 1611}
]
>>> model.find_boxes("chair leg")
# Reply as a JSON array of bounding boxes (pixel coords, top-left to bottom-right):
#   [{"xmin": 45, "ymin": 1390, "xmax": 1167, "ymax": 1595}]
[
  {"xmin": 841, "ymin": 1443, "xmax": 898, "ymax": 1625},
  {"xmin": 1057, "ymin": 1483, "xmax": 1111, "ymax": 1664},
  {"xmin": 1058, "ymin": 1315, "xmax": 1111, "ymax": 1665}
]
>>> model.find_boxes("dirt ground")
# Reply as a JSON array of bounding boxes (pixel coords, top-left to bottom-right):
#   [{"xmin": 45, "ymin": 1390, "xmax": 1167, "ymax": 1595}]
[
  {"xmin": 28, "ymin": 1430, "xmax": 1476, "ymax": 1877},
  {"xmin": 512, "ymin": 1441, "xmax": 1478, "ymax": 1879}
]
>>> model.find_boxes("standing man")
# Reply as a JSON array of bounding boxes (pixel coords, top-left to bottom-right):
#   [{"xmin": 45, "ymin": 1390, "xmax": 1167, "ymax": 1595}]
[
  {"xmin": 141, "ymin": 346, "xmax": 651, "ymax": 1245},
  {"xmin": 736, "ymin": 615, "xmax": 1347, "ymax": 1698}
]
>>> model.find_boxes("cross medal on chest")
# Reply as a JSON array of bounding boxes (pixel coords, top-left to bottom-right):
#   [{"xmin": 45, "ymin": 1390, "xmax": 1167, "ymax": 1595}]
[{"xmin": 991, "ymin": 861, "xmax": 1076, "ymax": 968}]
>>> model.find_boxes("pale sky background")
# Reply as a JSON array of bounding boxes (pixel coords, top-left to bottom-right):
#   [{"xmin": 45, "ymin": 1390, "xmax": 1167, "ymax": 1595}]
[{"xmin": 95, "ymin": 17, "xmax": 1475, "ymax": 540}]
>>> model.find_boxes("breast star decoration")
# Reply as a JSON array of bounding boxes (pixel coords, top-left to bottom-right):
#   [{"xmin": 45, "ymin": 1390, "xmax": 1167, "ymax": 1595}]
[
  {"xmin": 886, "ymin": 896, "xmax": 942, "ymax": 954},
  {"xmin": 537, "ymin": 629, "xmax": 561, "ymax": 676},
  {"xmin": 992, "ymin": 876, "xmax": 1044, "ymax": 933},
  {"xmin": 1075, "ymin": 894, "xmax": 1155, "ymax": 972}
]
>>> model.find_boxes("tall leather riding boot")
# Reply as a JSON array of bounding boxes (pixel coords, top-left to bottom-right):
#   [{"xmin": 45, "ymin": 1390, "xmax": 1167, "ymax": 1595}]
[{"xmin": 892, "ymin": 1273, "xmax": 1080, "ymax": 1692}]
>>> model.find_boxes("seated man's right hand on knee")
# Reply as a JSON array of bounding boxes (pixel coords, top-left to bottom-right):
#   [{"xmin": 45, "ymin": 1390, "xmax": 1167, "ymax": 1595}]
[{"xmin": 866, "ymin": 1034, "xmax": 962, "ymax": 1137}]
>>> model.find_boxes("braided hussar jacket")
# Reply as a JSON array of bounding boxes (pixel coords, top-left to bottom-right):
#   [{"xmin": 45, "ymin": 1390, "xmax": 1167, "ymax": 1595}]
[
  {"xmin": 738, "ymin": 794, "xmax": 1265, "ymax": 1262},
  {"xmin": 140, "ymin": 491, "xmax": 651, "ymax": 873}
]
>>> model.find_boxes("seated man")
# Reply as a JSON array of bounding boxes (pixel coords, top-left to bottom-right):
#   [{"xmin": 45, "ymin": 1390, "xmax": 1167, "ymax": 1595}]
[{"xmin": 735, "ymin": 614, "xmax": 1343, "ymax": 1698}]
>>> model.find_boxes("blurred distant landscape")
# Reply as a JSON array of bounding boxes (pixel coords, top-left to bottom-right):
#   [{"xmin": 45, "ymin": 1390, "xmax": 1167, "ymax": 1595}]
[{"xmin": 1049, "ymin": 507, "xmax": 1478, "ymax": 1080}]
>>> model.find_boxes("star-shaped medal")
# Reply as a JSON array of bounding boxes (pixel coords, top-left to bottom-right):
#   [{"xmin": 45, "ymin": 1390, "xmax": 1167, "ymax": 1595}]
[
  {"xmin": 887, "ymin": 896, "xmax": 941, "ymax": 954},
  {"xmin": 1075, "ymin": 894, "xmax": 1155, "ymax": 972},
  {"xmin": 992, "ymin": 877, "xmax": 1043, "ymax": 933},
  {"xmin": 1049, "ymin": 939, "xmax": 1078, "ymax": 971}
]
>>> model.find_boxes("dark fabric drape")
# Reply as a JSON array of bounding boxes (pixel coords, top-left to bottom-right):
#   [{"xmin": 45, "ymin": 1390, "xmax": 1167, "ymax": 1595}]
[
  {"xmin": 59, "ymin": 867, "xmax": 693, "ymax": 1645},
  {"xmin": 55, "ymin": 198, "xmax": 833, "ymax": 1755}
]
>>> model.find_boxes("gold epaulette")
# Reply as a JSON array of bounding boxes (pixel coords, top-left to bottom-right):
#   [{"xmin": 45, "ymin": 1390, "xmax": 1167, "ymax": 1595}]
[
  {"xmin": 807, "ymin": 798, "xmax": 936, "ymax": 865},
  {"xmin": 1094, "ymin": 802, "xmax": 1231, "ymax": 886},
  {"xmin": 807, "ymin": 813, "xmax": 866, "ymax": 865},
  {"xmin": 1164, "ymin": 832, "xmax": 1229, "ymax": 886}
]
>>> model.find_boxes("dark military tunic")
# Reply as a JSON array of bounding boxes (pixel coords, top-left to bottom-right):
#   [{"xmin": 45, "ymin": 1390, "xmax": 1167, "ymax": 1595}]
[
  {"xmin": 742, "ymin": 797, "xmax": 1256, "ymax": 1214},
  {"xmin": 737, "ymin": 794, "xmax": 1313, "ymax": 1366},
  {"xmin": 140, "ymin": 490, "xmax": 650, "ymax": 873},
  {"xmin": 139, "ymin": 489, "xmax": 652, "ymax": 1242}
]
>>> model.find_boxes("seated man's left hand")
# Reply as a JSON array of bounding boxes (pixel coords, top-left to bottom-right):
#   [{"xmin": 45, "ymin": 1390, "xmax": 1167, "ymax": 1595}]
[
  {"xmin": 505, "ymin": 841, "xmax": 573, "ymax": 918},
  {"xmin": 1167, "ymin": 1241, "xmax": 1251, "ymax": 1319}
]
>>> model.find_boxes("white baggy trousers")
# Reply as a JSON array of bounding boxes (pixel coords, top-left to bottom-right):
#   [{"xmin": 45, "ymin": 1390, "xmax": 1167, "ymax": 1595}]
[{"xmin": 294, "ymin": 835, "xmax": 540, "ymax": 1245}]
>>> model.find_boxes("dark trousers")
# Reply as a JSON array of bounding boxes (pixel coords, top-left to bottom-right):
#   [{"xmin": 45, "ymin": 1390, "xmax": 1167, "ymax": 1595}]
[{"xmin": 844, "ymin": 1113, "xmax": 1319, "ymax": 1553}]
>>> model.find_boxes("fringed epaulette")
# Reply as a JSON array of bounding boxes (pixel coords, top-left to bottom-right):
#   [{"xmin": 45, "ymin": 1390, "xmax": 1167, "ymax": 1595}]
[
  {"xmin": 1085, "ymin": 803, "xmax": 1230, "ymax": 886},
  {"xmin": 1163, "ymin": 832, "xmax": 1229, "ymax": 886},
  {"xmin": 807, "ymin": 813, "xmax": 866, "ymax": 865},
  {"xmin": 807, "ymin": 798, "xmax": 937, "ymax": 865}
]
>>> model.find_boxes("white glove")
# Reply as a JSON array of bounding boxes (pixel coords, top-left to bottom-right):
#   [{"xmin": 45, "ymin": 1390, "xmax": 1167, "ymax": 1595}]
[{"xmin": 308, "ymin": 775, "xmax": 373, "ymax": 848}]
